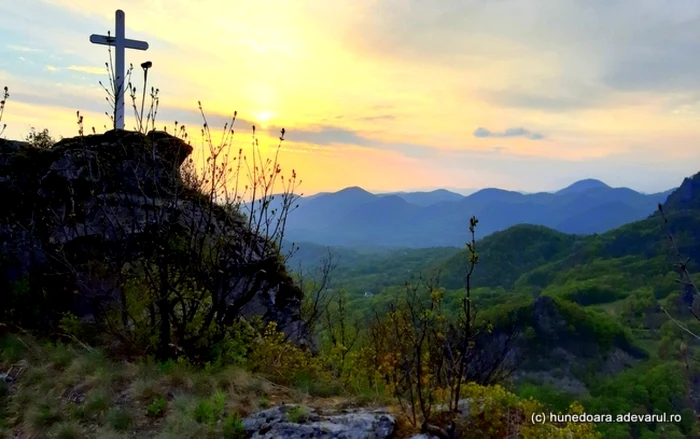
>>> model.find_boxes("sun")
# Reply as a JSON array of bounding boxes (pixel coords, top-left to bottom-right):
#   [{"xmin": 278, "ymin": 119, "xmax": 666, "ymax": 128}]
[{"xmin": 257, "ymin": 111, "xmax": 274, "ymax": 127}]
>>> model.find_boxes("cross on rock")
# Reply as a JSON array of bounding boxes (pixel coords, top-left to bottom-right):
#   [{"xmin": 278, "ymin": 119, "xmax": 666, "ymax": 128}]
[{"xmin": 90, "ymin": 10, "xmax": 149, "ymax": 130}]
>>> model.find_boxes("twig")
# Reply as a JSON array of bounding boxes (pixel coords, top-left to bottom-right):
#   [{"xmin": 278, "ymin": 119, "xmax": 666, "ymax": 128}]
[
  {"xmin": 59, "ymin": 333, "xmax": 95, "ymax": 353},
  {"xmin": 660, "ymin": 306, "xmax": 700, "ymax": 342}
]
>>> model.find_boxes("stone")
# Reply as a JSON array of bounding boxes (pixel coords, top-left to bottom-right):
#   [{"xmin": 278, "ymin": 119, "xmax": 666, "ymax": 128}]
[
  {"xmin": 0, "ymin": 130, "xmax": 304, "ymax": 344},
  {"xmin": 242, "ymin": 404, "xmax": 395, "ymax": 439}
]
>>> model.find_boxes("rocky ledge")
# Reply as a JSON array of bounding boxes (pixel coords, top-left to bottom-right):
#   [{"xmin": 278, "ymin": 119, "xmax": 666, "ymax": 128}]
[
  {"xmin": 0, "ymin": 130, "xmax": 304, "ymax": 345},
  {"xmin": 242, "ymin": 404, "xmax": 396, "ymax": 439}
]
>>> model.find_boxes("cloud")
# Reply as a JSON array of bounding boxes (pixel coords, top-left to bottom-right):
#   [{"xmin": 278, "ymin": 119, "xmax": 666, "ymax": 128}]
[
  {"xmin": 67, "ymin": 65, "xmax": 106, "ymax": 75},
  {"xmin": 483, "ymin": 88, "xmax": 610, "ymax": 112},
  {"xmin": 473, "ymin": 127, "xmax": 545, "ymax": 141},
  {"xmin": 7, "ymin": 45, "xmax": 40, "ymax": 52},
  {"xmin": 275, "ymin": 126, "xmax": 368, "ymax": 147},
  {"xmin": 316, "ymin": 0, "xmax": 700, "ymax": 112},
  {"xmin": 3, "ymin": 0, "xmax": 700, "ymax": 195},
  {"xmin": 270, "ymin": 124, "xmax": 437, "ymax": 158},
  {"xmin": 355, "ymin": 114, "xmax": 396, "ymax": 123}
]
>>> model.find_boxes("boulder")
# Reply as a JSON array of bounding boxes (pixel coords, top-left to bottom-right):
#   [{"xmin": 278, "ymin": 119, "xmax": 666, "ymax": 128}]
[
  {"xmin": 242, "ymin": 404, "xmax": 395, "ymax": 439},
  {"xmin": 0, "ymin": 130, "xmax": 304, "ymax": 343}
]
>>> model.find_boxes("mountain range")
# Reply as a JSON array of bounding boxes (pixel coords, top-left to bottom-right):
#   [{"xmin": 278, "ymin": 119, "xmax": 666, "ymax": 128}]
[{"xmin": 275, "ymin": 179, "xmax": 675, "ymax": 248}]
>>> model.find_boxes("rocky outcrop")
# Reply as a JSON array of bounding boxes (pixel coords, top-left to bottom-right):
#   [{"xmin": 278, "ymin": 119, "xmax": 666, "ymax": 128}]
[
  {"xmin": 662, "ymin": 171, "xmax": 700, "ymax": 212},
  {"xmin": 0, "ymin": 130, "xmax": 304, "ymax": 343},
  {"xmin": 242, "ymin": 404, "xmax": 395, "ymax": 439},
  {"xmin": 482, "ymin": 295, "xmax": 646, "ymax": 396}
]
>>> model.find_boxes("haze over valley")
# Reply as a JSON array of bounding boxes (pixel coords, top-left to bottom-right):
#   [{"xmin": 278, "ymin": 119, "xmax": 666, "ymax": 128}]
[{"xmin": 282, "ymin": 178, "xmax": 675, "ymax": 248}]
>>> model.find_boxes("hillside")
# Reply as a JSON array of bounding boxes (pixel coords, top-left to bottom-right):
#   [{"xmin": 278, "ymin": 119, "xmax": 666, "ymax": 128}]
[
  {"xmin": 281, "ymin": 180, "xmax": 674, "ymax": 247},
  {"xmin": 436, "ymin": 225, "xmax": 583, "ymax": 290},
  {"xmin": 287, "ymin": 242, "xmax": 461, "ymax": 295},
  {"xmin": 515, "ymin": 172, "xmax": 700, "ymax": 294},
  {"xmin": 333, "ymin": 173, "xmax": 700, "ymax": 319},
  {"xmin": 2, "ymin": 127, "xmax": 698, "ymax": 439},
  {"xmin": 307, "ymin": 171, "xmax": 700, "ymax": 438},
  {"xmin": 0, "ymin": 128, "xmax": 610, "ymax": 438}
]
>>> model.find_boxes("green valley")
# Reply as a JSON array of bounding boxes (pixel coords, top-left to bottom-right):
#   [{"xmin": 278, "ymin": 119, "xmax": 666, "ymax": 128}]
[{"xmin": 285, "ymin": 172, "xmax": 700, "ymax": 439}]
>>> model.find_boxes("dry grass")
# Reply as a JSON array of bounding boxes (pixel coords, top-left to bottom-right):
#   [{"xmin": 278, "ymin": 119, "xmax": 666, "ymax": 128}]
[
  {"xmin": 0, "ymin": 333, "xmax": 424, "ymax": 439},
  {"xmin": 0, "ymin": 334, "xmax": 315, "ymax": 439}
]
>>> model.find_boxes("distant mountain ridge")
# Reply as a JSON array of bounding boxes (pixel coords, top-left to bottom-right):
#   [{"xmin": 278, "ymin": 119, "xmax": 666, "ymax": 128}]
[
  {"xmin": 556, "ymin": 178, "xmax": 610, "ymax": 195},
  {"xmin": 268, "ymin": 180, "xmax": 678, "ymax": 248},
  {"xmin": 287, "ymin": 172, "xmax": 700, "ymax": 298},
  {"xmin": 378, "ymin": 189, "xmax": 465, "ymax": 206}
]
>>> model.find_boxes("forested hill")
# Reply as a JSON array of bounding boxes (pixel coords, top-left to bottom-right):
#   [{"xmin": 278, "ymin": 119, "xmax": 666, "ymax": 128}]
[
  {"xmin": 300, "ymin": 170, "xmax": 700, "ymax": 439},
  {"xmin": 435, "ymin": 171, "xmax": 700, "ymax": 293}
]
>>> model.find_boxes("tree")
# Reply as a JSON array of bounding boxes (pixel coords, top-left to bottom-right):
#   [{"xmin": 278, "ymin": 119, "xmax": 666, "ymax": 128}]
[
  {"xmin": 25, "ymin": 127, "xmax": 55, "ymax": 149},
  {"xmin": 39, "ymin": 106, "xmax": 300, "ymax": 362},
  {"xmin": 295, "ymin": 247, "xmax": 336, "ymax": 349},
  {"xmin": 656, "ymin": 204, "xmax": 700, "ymax": 430},
  {"xmin": 364, "ymin": 216, "xmax": 519, "ymax": 438}
]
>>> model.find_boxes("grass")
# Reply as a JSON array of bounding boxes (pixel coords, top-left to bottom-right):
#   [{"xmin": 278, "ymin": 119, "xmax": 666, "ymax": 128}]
[
  {"xmin": 147, "ymin": 396, "xmax": 168, "ymax": 418},
  {"xmin": 192, "ymin": 390, "xmax": 227, "ymax": 425},
  {"xmin": 84, "ymin": 388, "xmax": 110, "ymax": 418},
  {"xmin": 286, "ymin": 405, "xmax": 308, "ymax": 423},
  {"xmin": 49, "ymin": 421, "xmax": 83, "ymax": 439},
  {"xmin": 105, "ymin": 407, "xmax": 133, "ymax": 432},
  {"xmin": 26, "ymin": 403, "xmax": 62, "ymax": 431},
  {"xmin": 0, "ymin": 333, "xmax": 447, "ymax": 438},
  {"xmin": 0, "ymin": 334, "xmax": 354, "ymax": 438},
  {"xmin": 222, "ymin": 413, "xmax": 246, "ymax": 439}
]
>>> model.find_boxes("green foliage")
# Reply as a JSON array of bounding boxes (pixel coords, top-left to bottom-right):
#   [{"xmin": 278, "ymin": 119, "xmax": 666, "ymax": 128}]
[
  {"xmin": 58, "ymin": 313, "xmax": 84, "ymax": 339},
  {"xmin": 192, "ymin": 390, "xmax": 227, "ymax": 425},
  {"xmin": 26, "ymin": 403, "xmax": 62, "ymax": 430},
  {"xmin": 222, "ymin": 413, "xmax": 246, "ymax": 439},
  {"xmin": 439, "ymin": 224, "xmax": 580, "ymax": 290},
  {"xmin": 257, "ymin": 395, "xmax": 271, "ymax": 409},
  {"xmin": 0, "ymin": 335, "xmax": 29, "ymax": 364},
  {"xmin": 285, "ymin": 405, "xmax": 308, "ymax": 423},
  {"xmin": 84, "ymin": 388, "xmax": 110, "ymax": 418},
  {"xmin": 584, "ymin": 362, "xmax": 696, "ymax": 438},
  {"xmin": 447, "ymin": 383, "xmax": 601, "ymax": 439},
  {"xmin": 553, "ymin": 297, "xmax": 636, "ymax": 351},
  {"xmin": 292, "ymin": 245, "xmax": 460, "ymax": 298},
  {"xmin": 516, "ymin": 381, "xmax": 576, "ymax": 413},
  {"xmin": 543, "ymin": 274, "xmax": 630, "ymax": 305},
  {"xmin": 105, "ymin": 408, "xmax": 133, "ymax": 432},
  {"xmin": 48, "ymin": 421, "xmax": 83, "ymax": 439},
  {"xmin": 147, "ymin": 396, "xmax": 168, "ymax": 418},
  {"xmin": 25, "ymin": 127, "xmax": 55, "ymax": 149},
  {"xmin": 47, "ymin": 342, "xmax": 75, "ymax": 371},
  {"xmin": 2, "ymin": 98, "xmax": 700, "ymax": 438}
]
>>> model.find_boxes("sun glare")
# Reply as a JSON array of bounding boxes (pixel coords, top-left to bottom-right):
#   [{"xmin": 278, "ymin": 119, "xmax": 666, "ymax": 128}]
[{"xmin": 257, "ymin": 111, "xmax": 273, "ymax": 126}]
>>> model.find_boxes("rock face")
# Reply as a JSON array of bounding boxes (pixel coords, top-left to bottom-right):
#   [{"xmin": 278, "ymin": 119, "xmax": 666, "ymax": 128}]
[
  {"xmin": 485, "ymin": 295, "xmax": 646, "ymax": 397},
  {"xmin": 0, "ymin": 130, "xmax": 304, "ymax": 343},
  {"xmin": 242, "ymin": 404, "xmax": 395, "ymax": 439},
  {"xmin": 663, "ymin": 171, "xmax": 700, "ymax": 212}
]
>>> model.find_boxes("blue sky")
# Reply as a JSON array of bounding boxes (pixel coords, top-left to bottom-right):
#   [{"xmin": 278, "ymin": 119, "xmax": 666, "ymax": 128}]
[{"xmin": 2, "ymin": 0, "xmax": 700, "ymax": 195}]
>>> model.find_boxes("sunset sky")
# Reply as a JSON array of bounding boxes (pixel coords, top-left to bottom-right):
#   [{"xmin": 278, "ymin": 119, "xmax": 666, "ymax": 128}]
[{"xmin": 2, "ymin": 0, "xmax": 700, "ymax": 195}]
